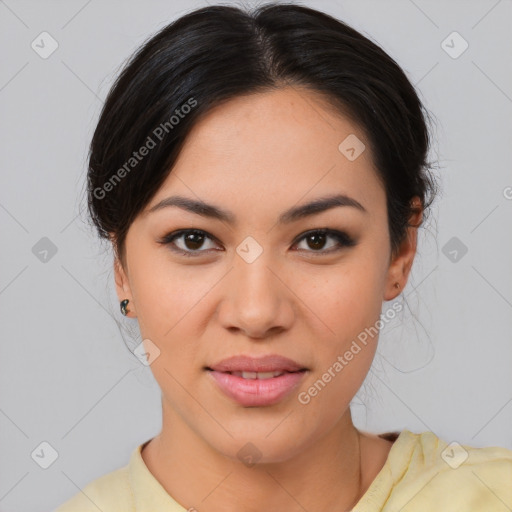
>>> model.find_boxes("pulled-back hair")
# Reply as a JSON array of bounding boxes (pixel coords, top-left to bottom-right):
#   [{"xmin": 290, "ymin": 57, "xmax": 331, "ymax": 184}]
[{"xmin": 86, "ymin": 2, "xmax": 438, "ymax": 267}]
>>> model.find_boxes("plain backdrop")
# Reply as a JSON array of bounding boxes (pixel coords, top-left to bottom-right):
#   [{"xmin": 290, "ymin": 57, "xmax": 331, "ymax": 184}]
[{"xmin": 1, "ymin": 0, "xmax": 511, "ymax": 510}]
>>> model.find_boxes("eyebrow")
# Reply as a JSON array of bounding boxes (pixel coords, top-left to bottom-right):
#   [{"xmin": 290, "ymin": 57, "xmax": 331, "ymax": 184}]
[{"xmin": 147, "ymin": 193, "xmax": 367, "ymax": 224}]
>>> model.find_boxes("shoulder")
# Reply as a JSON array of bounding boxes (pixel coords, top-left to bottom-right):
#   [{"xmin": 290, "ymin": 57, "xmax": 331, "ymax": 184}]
[
  {"xmin": 54, "ymin": 464, "xmax": 133, "ymax": 512},
  {"xmin": 355, "ymin": 429, "xmax": 512, "ymax": 511},
  {"xmin": 394, "ymin": 430, "xmax": 512, "ymax": 510}
]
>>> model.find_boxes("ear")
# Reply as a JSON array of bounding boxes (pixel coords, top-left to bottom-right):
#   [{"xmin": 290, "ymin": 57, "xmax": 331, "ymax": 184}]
[
  {"xmin": 113, "ymin": 257, "xmax": 137, "ymax": 318},
  {"xmin": 383, "ymin": 197, "xmax": 423, "ymax": 301}
]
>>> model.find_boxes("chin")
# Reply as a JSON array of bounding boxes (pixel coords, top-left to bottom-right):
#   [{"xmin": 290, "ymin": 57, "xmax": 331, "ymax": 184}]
[{"xmin": 204, "ymin": 423, "xmax": 310, "ymax": 466}]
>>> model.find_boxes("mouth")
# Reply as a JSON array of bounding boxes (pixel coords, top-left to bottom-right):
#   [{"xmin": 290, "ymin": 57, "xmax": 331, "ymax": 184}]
[
  {"xmin": 205, "ymin": 355, "xmax": 308, "ymax": 407},
  {"xmin": 213, "ymin": 370, "xmax": 302, "ymax": 379}
]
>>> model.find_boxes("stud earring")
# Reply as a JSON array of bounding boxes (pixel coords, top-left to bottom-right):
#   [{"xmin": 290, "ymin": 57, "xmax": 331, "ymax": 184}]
[
  {"xmin": 120, "ymin": 299, "xmax": 130, "ymax": 316},
  {"xmin": 394, "ymin": 282, "xmax": 400, "ymax": 289}
]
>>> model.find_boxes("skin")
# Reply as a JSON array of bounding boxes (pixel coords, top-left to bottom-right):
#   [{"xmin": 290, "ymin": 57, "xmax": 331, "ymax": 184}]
[{"xmin": 113, "ymin": 86, "xmax": 422, "ymax": 511}]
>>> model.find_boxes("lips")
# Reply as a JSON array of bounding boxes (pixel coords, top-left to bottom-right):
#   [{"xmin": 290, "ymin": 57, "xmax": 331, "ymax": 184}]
[
  {"xmin": 205, "ymin": 354, "xmax": 308, "ymax": 406},
  {"xmin": 206, "ymin": 354, "xmax": 307, "ymax": 373}
]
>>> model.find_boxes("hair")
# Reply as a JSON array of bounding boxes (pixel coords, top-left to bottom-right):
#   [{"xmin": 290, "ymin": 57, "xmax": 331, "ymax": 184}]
[{"xmin": 86, "ymin": 1, "xmax": 439, "ymax": 269}]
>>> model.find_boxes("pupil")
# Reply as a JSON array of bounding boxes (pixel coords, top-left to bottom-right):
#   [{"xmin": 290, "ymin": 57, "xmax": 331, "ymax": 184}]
[
  {"xmin": 308, "ymin": 233, "xmax": 326, "ymax": 250},
  {"xmin": 185, "ymin": 232, "xmax": 204, "ymax": 250}
]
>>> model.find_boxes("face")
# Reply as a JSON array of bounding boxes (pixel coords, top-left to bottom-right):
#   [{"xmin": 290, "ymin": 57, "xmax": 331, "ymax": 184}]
[{"xmin": 114, "ymin": 86, "xmax": 419, "ymax": 463}]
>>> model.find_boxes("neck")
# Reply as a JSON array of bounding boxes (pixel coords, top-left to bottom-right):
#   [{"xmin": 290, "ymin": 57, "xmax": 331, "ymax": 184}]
[{"xmin": 142, "ymin": 400, "xmax": 364, "ymax": 512}]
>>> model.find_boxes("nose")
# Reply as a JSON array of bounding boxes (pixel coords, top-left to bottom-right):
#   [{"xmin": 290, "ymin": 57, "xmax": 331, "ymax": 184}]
[{"xmin": 217, "ymin": 253, "xmax": 295, "ymax": 339}]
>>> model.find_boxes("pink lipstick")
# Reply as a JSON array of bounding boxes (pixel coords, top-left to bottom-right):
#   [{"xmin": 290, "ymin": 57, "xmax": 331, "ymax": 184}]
[{"xmin": 206, "ymin": 354, "xmax": 308, "ymax": 407}]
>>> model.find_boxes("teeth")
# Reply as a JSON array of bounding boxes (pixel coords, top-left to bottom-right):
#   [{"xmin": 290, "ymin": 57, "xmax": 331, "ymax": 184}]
[{"xmin": 231, "ymin": 371, "xmax": 285, "ymax": 379}]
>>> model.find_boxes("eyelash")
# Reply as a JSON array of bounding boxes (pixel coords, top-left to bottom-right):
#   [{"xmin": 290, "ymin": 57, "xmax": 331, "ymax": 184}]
[{"xmin": 157, "ymin": 228, "xmax": 356, "ymax": 258}]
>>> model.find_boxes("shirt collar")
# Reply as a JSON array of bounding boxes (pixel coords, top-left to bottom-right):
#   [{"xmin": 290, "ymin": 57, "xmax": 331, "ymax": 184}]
[
  {"xmin": 128, "ymin": 430, "xmax": 410, "ymax": 511},
  {"xmin": 128, "ymin": 439, "xmax": 187, "ymax": 512}
]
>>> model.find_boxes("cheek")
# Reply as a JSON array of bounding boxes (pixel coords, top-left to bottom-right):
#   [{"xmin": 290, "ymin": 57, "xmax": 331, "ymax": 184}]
[
  {"xmin": 294, "ymin": 271, "xmax": 382, "ymax": 428},
  {"xmin": 297, "ymin": 259, "xmax": 386, "ymax": 343},
  {"xmin": 293, "ymin": 261, "xmax": 385, "ymax": 401},
  {"xmin": 130, "ymin": 252, "xmax": 213, "ymax": 340}
]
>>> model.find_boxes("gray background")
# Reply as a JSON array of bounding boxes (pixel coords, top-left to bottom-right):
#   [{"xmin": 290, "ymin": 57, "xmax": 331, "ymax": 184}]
[{"xmin": 1, "ymin": 0, "xmax": 511, "ymax": 510}]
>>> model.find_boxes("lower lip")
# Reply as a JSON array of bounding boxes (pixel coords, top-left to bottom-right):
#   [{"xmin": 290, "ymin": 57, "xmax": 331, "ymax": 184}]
[{"xmin": 207, "ymin": 370, "xmax": 306, "ymax": 407}]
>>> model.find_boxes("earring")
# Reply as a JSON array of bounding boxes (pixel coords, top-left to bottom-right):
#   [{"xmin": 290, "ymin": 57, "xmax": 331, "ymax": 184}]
[
  {"xmin": 120, "ymin": 299, "xmax": 130, "ymax": 316},
  {"xmin": 394, "ymin": 282, "xmax": 400, "ymax": 289}
]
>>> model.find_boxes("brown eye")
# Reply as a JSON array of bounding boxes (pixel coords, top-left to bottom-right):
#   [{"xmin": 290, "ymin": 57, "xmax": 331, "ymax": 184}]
[
  {"xmin": 305, "ymin": 232, "xmax": 328, "ymax": 250},
  {"xmin": 158, "ymin": 229, "xmax": 219, "ymax": 257},
  {"xmin": 293, "ymin": 229, "xmax": 356, "ymax": 254},
  {"xmin": 181, "ymin": 231, "xmax": 207, "ymax": 250},
  {"xmin": 158, "ymin": 227, "xmax": 356, "ymax": 258}
]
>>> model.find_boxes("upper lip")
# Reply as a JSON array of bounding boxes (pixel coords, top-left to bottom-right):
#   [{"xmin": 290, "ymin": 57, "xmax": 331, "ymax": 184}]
[{"xmin": 207, "ymin": 354, "xmax": 307, "ymax": 373}]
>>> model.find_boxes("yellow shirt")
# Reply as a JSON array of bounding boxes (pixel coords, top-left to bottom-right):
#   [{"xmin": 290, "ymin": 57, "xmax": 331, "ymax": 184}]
[{"xmin": 54, "ymin": 429, "xmax": 512, "ymax": 511}]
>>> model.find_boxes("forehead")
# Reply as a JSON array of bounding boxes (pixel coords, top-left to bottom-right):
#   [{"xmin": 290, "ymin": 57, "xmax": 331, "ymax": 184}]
[{"xmin": 148, "ymin": 86, "xmax": 385, "ymax": 223}]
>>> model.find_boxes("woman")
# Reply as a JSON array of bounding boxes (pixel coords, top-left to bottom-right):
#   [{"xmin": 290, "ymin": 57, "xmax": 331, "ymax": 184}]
[{"xmin": 56, "ymin": 2, "xmax": 512, "ymax": 511}]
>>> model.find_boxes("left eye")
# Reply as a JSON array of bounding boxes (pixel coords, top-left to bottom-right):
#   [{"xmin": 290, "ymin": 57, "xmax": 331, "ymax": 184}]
[
  {"xmin": 158, "ymin": 228, "xmax": 355, "ymax": 257},
  {"xmin": 293, "ymin": 229, "xmax": 356, "ymax": 254}
]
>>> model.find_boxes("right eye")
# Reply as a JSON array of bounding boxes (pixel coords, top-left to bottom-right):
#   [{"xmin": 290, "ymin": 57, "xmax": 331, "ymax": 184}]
[{"xmin": 157, "ymin": 229, "xmax": 222, "ymax": 257}]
